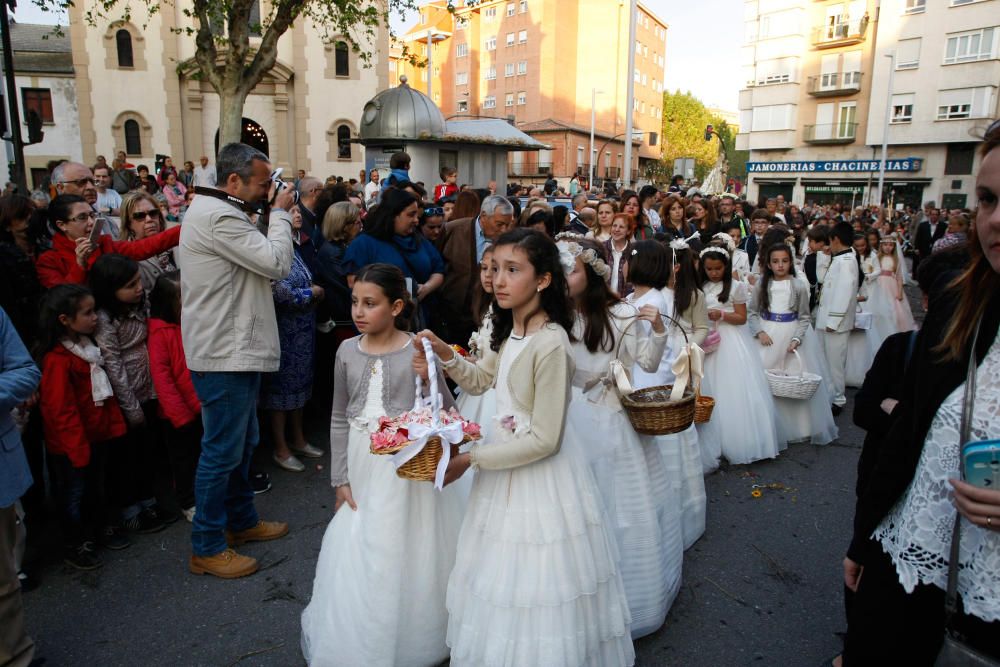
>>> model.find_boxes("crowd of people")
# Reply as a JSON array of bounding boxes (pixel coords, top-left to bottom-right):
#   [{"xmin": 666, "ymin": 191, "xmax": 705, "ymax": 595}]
[{"xmin": 0, "ymin": 121, "xmax": 998, "ymax": 666}]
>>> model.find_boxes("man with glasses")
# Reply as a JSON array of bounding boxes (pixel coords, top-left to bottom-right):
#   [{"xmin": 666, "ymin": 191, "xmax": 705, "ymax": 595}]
[
  {"xmin": 53, "ymin": 162, "xmax": 99, "ymax": 209},
  {"xmin": 437, "ymin": 194, "xmax": 515, "ymax": 344}
]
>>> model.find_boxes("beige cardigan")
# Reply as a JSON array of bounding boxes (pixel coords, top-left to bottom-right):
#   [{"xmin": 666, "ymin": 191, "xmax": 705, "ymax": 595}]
[{"xmin": 443, "ymin": 323, "xmax": 574, "ymax": 471}]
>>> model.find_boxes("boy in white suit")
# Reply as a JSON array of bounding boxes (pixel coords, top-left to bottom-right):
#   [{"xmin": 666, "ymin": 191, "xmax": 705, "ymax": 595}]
[{"xmin": 815, "ymin": 221, "xmax": 859, "ymax": 415}]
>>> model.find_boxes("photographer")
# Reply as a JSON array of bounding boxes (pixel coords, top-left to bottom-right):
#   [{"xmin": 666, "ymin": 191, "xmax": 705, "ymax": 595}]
[{"xmin": 177, "ymin": 143, "xmax": 296, "ymax": 579}]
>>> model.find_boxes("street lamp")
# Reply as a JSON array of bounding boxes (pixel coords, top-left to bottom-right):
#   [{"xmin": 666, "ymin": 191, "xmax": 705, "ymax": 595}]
[
  {"xmin": 876, "ymin": 52, "xmax": 896, "ymax": 207},
  {"xmin": 589, "ymin": 89, "xmax": 605, "ymax": 192}
]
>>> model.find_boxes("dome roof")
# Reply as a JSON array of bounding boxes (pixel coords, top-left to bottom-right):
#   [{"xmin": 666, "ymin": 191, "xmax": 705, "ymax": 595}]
[{"xmin": 360, "ymin": 76, "xmax": 446, "ymax": 140}]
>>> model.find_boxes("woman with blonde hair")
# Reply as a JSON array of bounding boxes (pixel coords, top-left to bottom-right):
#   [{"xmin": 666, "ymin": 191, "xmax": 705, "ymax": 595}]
[
  {"xmin": 519, "ymin": 198, "xmax": 552, "ymax": 226},
  {"xmin": 587, "ymin": 199, "xmax": 618, "ymax": 241},
  {"xmin": 121, "ymin": 190, "xmax": 176, "ymax": 292}
]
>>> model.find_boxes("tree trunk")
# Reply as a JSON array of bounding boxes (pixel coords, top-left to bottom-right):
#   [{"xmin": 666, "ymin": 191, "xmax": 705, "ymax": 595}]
[{"xmin": 217, "ymin": 87, "xmax": 249, "ymax": 148}]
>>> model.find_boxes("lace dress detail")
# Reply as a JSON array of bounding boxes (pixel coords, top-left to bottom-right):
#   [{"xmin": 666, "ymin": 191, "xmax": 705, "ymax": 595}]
[
  {"xmin": 348, "ymin": 358, "xmax": 385, "ymax": 433},
  {"xmin": 873, "ymin": 332, "xmax": 1000, "ymax": 622}
]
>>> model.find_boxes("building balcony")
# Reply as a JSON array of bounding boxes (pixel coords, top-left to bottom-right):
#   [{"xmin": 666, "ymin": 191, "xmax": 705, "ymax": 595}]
[
  {"xmin": 803, "ymin": 123, "xmax": 858, "ymax": 144},
  {"xmin": 509, "ymin": 162, "xmax": 553, "ymax": 177},
  {"xmin": 605, "ymin": 166, "xmax": 621, "ymax": 179},
  {"xmin": 811, "ymin": 19, "xmax": 868, "ymax": 48},
  {"xmin": 807, "ymin": 72, "xmax": 862, "ymax": 97}
]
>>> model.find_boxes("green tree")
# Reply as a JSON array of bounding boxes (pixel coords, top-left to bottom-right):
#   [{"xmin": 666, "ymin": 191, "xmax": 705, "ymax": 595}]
[
  {"xmin": 712, "ymin": 119, "xmax": 749, "ymax": 183},
  {"xmin": 38, "ymin": 0, "xmax": 416, "ymax": 145},
  {"xmin": 659, "ymin": 90, "xmax": 719, "ymax": 181}
]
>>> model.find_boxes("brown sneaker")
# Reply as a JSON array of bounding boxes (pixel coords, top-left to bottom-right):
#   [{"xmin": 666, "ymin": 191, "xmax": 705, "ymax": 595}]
[
  {"xmin": 189, "ymin": 548, "xmax": 258, "ymax": 579},
  {"xmin": 225, "ymin": 520, "xmax": 289, "ymax": 547}
]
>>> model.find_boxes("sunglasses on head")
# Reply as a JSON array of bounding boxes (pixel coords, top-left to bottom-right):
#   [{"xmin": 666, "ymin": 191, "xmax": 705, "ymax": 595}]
[{"xmin": 424, "ymin": 207, "xmax": 444, "ymax": 217}]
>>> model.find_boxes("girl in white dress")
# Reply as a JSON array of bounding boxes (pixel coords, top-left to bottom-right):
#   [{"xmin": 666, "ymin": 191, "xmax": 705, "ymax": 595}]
[
  {"xmin": 417, "ymin": 229, "xmax": 635, "ymax": 666},
  {"xmin": 867, "ymin": 236, "xmax": 917, "ymax": 347},
  {"xmin": 454, "ymin": 245, "xmax": 497, "ymax": 443},
  {"xmin": 301, "ymin": 264, "xmax": 466, "ymax": 667},
  {"xmin": 697, "ymin": 244, "xmax": 782, "ymax": 464},
  {"xmin": 561, "ymin": 235, "xmax": 683, "ymax": 639},
  {"xmin": 748, "ymin": 244, "xmax": 839, "ymax": 446}
]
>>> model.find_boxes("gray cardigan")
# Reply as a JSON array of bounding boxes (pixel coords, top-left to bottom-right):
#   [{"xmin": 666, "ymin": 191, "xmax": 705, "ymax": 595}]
[
  {"xmin": 329, "ymin": 335, "xmax": 452, "ymax": 487},
  {"xmin": 747, "ymin": 277, "xmax": 812, "ymax": 343}
]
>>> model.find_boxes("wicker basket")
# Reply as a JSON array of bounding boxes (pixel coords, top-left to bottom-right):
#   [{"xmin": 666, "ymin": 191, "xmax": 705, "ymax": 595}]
[
  {"xmin": 694, "ymin": 393, "xmax": 716, "ymax": 424},
  {"xmin": 766, "ymin": 349, "xmax": 822, "ymax": 400},
  {"xmin": 615, "ymin": 313, "xmax": 701, "ymax": 436},
  {"xmin": 370, "ymin": 436, "xmax": 474, "ymax": 482}
]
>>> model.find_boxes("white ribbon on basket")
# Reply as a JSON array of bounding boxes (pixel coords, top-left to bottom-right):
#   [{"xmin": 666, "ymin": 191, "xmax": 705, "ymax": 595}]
[
  {"xmin": 669, "ymin": 342, "xmax": 705, "ymax": 402},
  {"xmin": 390, "ymin": 338, "xmax": 463, "ymax": 490}
]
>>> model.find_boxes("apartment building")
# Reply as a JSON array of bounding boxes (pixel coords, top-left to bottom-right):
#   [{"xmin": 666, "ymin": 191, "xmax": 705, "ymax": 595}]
[
  {"xmin": 392, "ymin": 0, "xmax": 668, "ymax": 186},
  {"xmin": 737, "ymin": 0, "xmax": 893, "ymax": 207},
  {"xmin": 865, "ymin": 0, "xmax": 999, "ymax": 210}
]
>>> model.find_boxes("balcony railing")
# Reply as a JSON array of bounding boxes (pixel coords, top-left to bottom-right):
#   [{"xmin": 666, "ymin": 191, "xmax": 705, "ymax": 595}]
[
  {"xmin": 509, "ymin": 162, "xmax": 553, "ymax": 177},
  {"xmin": 812, "ymin": 18, "xmax": 868, "ymax": 47},
  {"xmin": 803, "ymin": 122, "xmax": 858, "ymax": 144},
  {"xmin": 807, "ymin": 72, "xmax": 863, "ymax": 97},
  {"xmin": 604, "ymin": 166, "xmax": 621, "ymax": 179}
]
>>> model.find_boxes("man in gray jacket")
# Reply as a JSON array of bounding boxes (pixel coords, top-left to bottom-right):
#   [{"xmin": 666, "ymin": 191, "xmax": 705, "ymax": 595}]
[{"xmin": 178, "ymin": 143, "xmax": 296, "ymax": 579}]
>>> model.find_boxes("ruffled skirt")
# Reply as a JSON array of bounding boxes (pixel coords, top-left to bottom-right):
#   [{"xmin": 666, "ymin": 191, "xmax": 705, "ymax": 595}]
[
  {"xmin": 446, "ymin": 440, "xmax": 635, "ymax": 666},
  {"xmin": 301, "ymin": 426, "xmax": 466, "ymax": 667},
  {"xmin": 644, "ymin": 424, "xmax": 706, "ymax": 550},
  {"xmin": 565, "ymin": 390, "xmax": 684, "ymax": 639}
]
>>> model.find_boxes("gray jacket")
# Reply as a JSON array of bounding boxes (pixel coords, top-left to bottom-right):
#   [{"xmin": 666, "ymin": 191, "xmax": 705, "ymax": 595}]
[{"xmin": 178, "ymin": 195, "xmax": 293, "ymax": 373}]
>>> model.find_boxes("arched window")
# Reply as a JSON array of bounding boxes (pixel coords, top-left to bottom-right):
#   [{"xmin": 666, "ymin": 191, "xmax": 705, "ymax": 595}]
[
  {"xmin": 116, "ymin": 29, "xmax": 134, "ymax": 68},
  {"xmin": 124, "ymin": 119, "xmax": 141, "ymax": 155},
  {"xmin": 335, "ymin": 41, "xmax": 349, "ymax": 77},
  {"xmin": 337, "ymin": 125, "xmax": 352, "ymax": 159}
]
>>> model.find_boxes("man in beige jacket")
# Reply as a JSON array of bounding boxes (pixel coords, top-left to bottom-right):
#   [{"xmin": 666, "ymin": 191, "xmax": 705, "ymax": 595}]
[{"xmin": 178, "ymin": 143, "xmax": 296, "ymax": 579}]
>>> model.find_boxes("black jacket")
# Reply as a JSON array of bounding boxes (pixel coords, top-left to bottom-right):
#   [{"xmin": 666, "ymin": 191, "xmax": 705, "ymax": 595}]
[
  {"xmin": 848, "ymin": 286, "xmax": 1000, "ymax": 562},
  {"xmin": 915, "ymin": 219, "xmax": 948, "ymax": 258}
]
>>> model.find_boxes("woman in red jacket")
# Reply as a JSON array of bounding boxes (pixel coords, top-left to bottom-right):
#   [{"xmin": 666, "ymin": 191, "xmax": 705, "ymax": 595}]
[
  {"xmin": 35, "ymin": 194, "xmax": 181, "ymax": 288},
  {"xmin": 37, "ymin": 284, "xmax": 128, "ymax": 570},
  {"xmin": 148, "ymin": 271, "xmax": 201, "ymax": 522}
]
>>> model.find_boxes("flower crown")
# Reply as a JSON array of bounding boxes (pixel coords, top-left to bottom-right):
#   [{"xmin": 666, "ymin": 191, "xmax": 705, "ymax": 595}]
[
  {"xmin": 555, "ymin": 233, "xmax": 612, "ymax": 278},
  {"xmin": 699, "ymin": 245, "xmax": 730, "ymax": 261}
]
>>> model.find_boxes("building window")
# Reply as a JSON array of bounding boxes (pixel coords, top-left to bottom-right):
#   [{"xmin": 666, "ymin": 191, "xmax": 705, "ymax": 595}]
[
  {"xmin": 21, "ymin": 88, "xmax": 53, "ymax": 124},
  {"xmin": 483, "ymin": 7, "xmax": 496, "ymax": 21},
  {"xmin": 945, "ymin": 143, "xmax": 976, "ymax": 174},
  {"xmin": 456, "ymin": 16, "xmax": 469, "ymax": 30},
  {"xmin": 124, "ymin": 119, "xmax": 141, "ymax": 155},
  {"xmin": 337, "ymin": 125, "xmax": 352, "ymax": 159},
  {"xmin": 334, "ymin": 41, "xmax": 349, "ymax": 77},
  {"xmin": 944, "ymin": 28, "xmax": 996, "ymax": 64},
  {"xmin": 641, "ymin": 73, "xmax": 647, "ymax": 86},
  {"xmin": 421, "ymin": 70, "xmax": 428, "ymax": 82},
  {"xmin": 518, "ymin": 30, "xmax": 527, "ymax": 43},
  {"xmin": 891, "ymin": 94, "xmax": 914, "ymax": 123},
  {"xmin": 506, "ymin": 32, "xmax": 515, "ymax": 47},
  {"xmin": 897, "ymin": 38, "xmax": 921, "ymax": 69},
  {"xmin": 936, "ymin": 87, "xmax": 994, "ymax": 119},
  {"xmin": 517, "ymin": 91, "xmax": 526, "ymax": 105},
  {"xmin": 485, "ymin": 66, "xmax": 496, "ymax": 80},
  {"xmin": 519, "ymin": 0, "xmax": 527, "ymax": 12},
  {"xmin": 505, "ymin": 93, "xmax": 514, "ymax": 107},
  {"xmin": 457, "ymin": 100, "xmax": 468, "ymax": 112},
  {"xmin": 483, "ymin": 96, "xmax": 496, "ymax": 109},
  {"xmin": 485, "ymin": 37, "xmax": 496, "ymax": 51},
  {"xmin": 505, "ymin": 63, "xmax": 514, "ymax": 77},
  {"xmin": 507, "ymin": 3, "xmax": 515, "ymax": 16},
  {"xmin": 642, "ymin": 45, "xmax": 648, "ymax": 58},
  {"xmin": 456, "ymin": 71, "xmax": 469, "ymax": 85},
  {"xmin": 635, "ymin": 42, "xmax": 641, "ymax": 55},
  {"xmin": 517, "ymin": 60, "xmax": 527, "ymax": 74},
  {"xmin": 937, "ymin": 103, "xmax": 970, "ymax": 119},
  {"xmin": 115, "ymin": 29, "xmax": 134, "ymax": 67},
  {"xmin": 751, "ymin": 103, "xmax": 794, "ymax": 131},
  {"xmin": 633, "ymin": 68, "xmax": 640, "ymax": 83},
  {"xmin": 905, "ymin": 0, "xmax": 925, "ymax": 12},
  {"xmin": 457, "ymin": 43, "xmax": 468, "ymax": 57}
]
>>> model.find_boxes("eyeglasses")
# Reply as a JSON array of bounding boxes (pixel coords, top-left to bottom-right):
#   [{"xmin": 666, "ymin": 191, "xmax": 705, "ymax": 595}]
[
  {"xmin": 59, "ymin": 177, "xmax": 96, "ymax": 187},
  {"xmin": 131, "ymin": 210, "xmax": 162, "ymax": 221},
  {"xmin": 69, "ymin": 211, "xmax": 97, "ymax": 223},
  {"xmin": 423, "ymin": 207, "xmax": 444, "ymax": 217}
]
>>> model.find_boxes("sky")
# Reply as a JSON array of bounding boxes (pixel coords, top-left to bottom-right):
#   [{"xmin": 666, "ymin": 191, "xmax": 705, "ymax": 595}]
[{"xmin": 12, "ymin": 0, "xmax": 743, "ymax": 112}]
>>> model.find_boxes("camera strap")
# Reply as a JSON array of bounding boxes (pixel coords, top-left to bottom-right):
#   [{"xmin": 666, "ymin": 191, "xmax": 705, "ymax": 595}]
[{"xmin": 193, "ymin": 187, "xmax": 264, "ymax": 216}]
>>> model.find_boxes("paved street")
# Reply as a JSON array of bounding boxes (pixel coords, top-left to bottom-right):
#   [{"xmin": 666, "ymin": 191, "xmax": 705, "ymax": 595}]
[{"xmin": 22, "ymin": 396, "xmax": 864, "ymax": 667}]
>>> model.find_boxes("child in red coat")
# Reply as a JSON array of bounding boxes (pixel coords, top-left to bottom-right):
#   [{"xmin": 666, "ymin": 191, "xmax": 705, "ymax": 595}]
[
  {"xmin": 38, "ymin": 284, "xmax": 128, "ymax": 570},
  {"xmin": 148, "ymin": 271, "xmax": 202, "ymax": 521}
]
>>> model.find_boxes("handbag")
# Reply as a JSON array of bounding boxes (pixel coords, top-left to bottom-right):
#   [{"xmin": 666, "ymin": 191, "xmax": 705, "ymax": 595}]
[{"xmin": 934, "ymin": 318, "xmax": 998, "ymax": 667}]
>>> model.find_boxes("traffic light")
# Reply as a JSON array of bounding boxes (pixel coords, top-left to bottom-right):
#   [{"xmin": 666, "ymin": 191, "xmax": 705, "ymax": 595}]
[
  {"xmin": 25, "ymin": 110, "xmax": 43, "ymax": 145},
  {"xmin": 704, "ymin": 124, "xmax": 714, "ymax": 142},
  {"xmin": 7, "ymin": 161, "xmax": 15, "ymax": 184}
]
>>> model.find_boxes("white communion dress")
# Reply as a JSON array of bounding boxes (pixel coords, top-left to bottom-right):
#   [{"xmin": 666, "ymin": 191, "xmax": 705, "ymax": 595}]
[
  {"xmin": 631, "ymin": 287, "xmax": 708, "ymax": 550},
  {"xmin": 565, "ymin": 303, "xmax": 684, "ymax": 639},
  {"xmin": 755, "ymin": 279, "xmax": 839, "ymax": 446},
  {"xmin": 846, "ymin": 254, "xmax": 881, "ymax": 388},
  {"xmin": 698, "ymin": 281, "xmax": 782, "ymax": 464},
  {"xmin": 446, "ymin": 333, "xmax": 636, "ymax": 667},
  {"xmin": 454, "ymin": 312, "xmax": 497, "ymax": 446},
  {"xmin": 866, "ymin": 254, "xmax": 917, "ymax": 348},
  {"xmin": 301, "ymin": 343, "xmax": 466, "ymax": 667}
]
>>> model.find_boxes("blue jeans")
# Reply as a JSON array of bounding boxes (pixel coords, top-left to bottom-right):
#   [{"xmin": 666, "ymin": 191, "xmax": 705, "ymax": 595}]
[{"xmin": 190, "ymin": 372, "xmax": 261, "ymax": 556}]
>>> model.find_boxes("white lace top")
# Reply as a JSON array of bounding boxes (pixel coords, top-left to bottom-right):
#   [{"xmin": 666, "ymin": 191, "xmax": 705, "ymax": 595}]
[
  {"xmin": 704, "ymin": 280, "xmax": 748, "ymax": 314},
  {"xmin": 349, "ymin": 358, "xmax": 386, "ymax": 433},
  {"xmin": 874, "ymin": 332, "xmax": 1000, "ymax": 621}
]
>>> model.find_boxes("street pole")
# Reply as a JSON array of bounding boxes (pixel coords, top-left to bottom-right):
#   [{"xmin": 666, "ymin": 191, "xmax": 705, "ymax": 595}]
[
  {"xmin": 623, "ymin": 0, "xmax": 637, "ymax": 190},
  {"xmin": 0, "ymin": 0, "xmax": 27, "ymax": 193},
  {"xmin": 589, "ymin": 87, "xmax": 596, "ymax": 192},
  {"xmin": 876, "ymin": 51, "xmax": 895, "ymax": 207},
  {"xmin": 426, "ymin": 29, "xmax": 433, "ymax": 102}
]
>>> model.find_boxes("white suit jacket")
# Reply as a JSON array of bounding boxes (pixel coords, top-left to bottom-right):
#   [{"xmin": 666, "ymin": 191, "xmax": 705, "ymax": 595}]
[{"xmin": 815, "ymin": 250, "xmax": 858, "ymax": 332}]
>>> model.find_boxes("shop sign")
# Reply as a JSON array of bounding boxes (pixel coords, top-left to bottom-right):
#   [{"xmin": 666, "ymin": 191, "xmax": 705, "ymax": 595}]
[
  {"xmin": 747, "ymin": 158, "xmax": 923, "ymax": 174},
  {"xmin": 804, "ymin": 185, "xmax": 865, "ymax": 194}
]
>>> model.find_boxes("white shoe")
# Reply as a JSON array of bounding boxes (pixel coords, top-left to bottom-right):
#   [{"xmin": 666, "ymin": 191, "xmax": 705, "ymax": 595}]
[
  {"xmin": 182, "ymin": 507, "xmax": 196, "ymax": 523},
  {"xmin": 290, "ymin": 443, "xmax": 324, "ymax": 459},
  {"xmin": 272, "ymin": 453, "xmax": 305, "ymax": 472}
]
